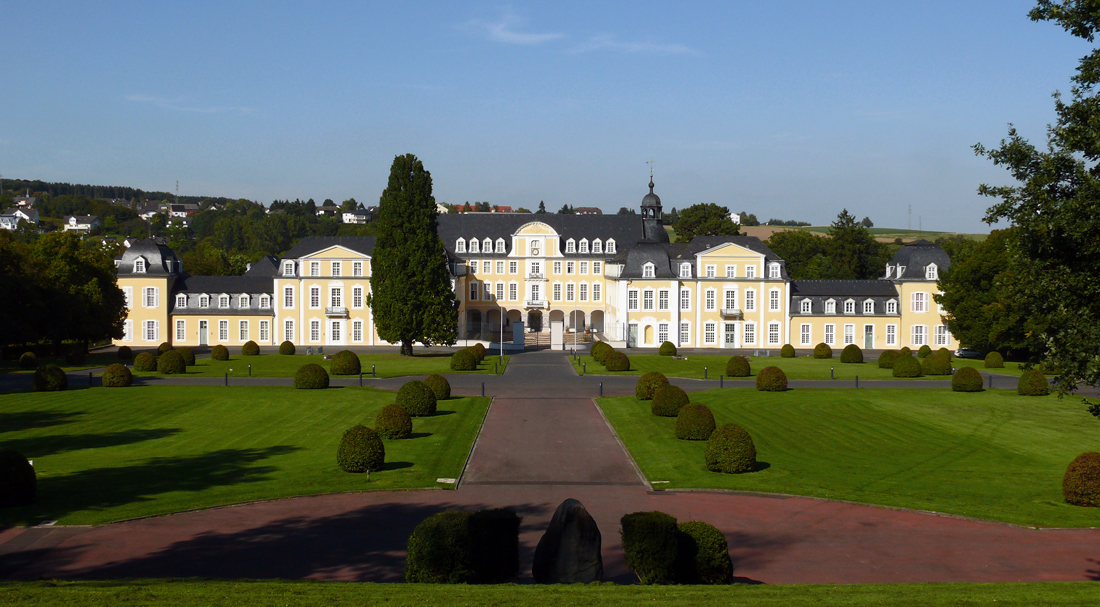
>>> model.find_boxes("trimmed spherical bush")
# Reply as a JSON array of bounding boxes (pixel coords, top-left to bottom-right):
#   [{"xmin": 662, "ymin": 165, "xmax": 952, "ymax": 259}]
[
  {"xmin": 636, "ymin": 372, "xmax": 670, "ymax": 400},
  {"xmin": 375, "ymin": 404, "xmax": 413, "ymax": 439},
  {"xmin": 424, "ymin": 374, "xmax": 451, "ymax": 400},
  {"xmin": 917, "ymin": 345, "xmax": 932, "ymax": 359},
  {"xmin": 471, "ymin": 342, "xmax": 486, "ymax": 362},
  {"xmin": 674, "ymin": 520, "xmax": 733, "ymax": 585},
  {"xmin": 620, "ymin": 511, "xmax": 680, "ymax": 585},
  {"xmin": 330, "ymin": 350, "xmax": 361, "ymax": 375},
  {"xmin": 651, "ymin": 384, "xmax": 689, "ymax": 417},
  {"xmin": 33, "ymin": 364, "xmax": 68, "ymax": 392},
  {"xmin": 1018, "ymin": 369, "xmax": 1049, "ymax": 396},
  {"xmin": 725, "ymin": 356, "xmax": 751, "ymax": 377},
  {"xmin": 294, "ymin": 363, "xmax": 330, "ymax": 389},
  {"xmin": 157, "ymin": 350, "xmax": 186, "ymax": 374},
  {"xmin": 658, "ymin": 341, "xmax": 677, "ymax": 356},
  {"xmin": 840, "ymin": 344, "xmax": 863, "ymax": 364},
  {"xmin": 158, "ymin": 342, "xmax": 174, "ymax": 355},
  {"xmin": 450, "ymin": 349, "xmax": 478, "ymax": 371},
  {"xmin": 892, "ymin": 355, "xmax": 923, "ymax": 378},
  {"xmin": 878, "ymin": 350, "xmax": 899, "ymax": 369},
  {"xmin": 705, "ymin": 424, "xmax": 757, "ymax": 474},
  {"xmin": 605, "ymin": 351, "xmax": 630, "ymax": 371},
  {"xmin": 985, "ymin": 351, "xmax": 1004, "ymax": 368},
  {"xmin": 211, "ymin": 345, "xmax": 229, "ymax": 361},
  {"xmin": 133, "ymin": 351, "xmax": 157, "ymax": 372},
  {"xmin": 405, "ymin": 510, "xmax": 474, "ymax": 583},
  {"xmin": 337, "ymin": 424, "xmax": 385, "ymax": 473},
  {"xmin": 921, "ymin": 352, "xmax": 952, "ymax": 376},
  {"xmin": 951, "ymin": 367, "xmax": 983, "ymax": 392},
  {"xmin": 675, "ymin": 404, "xmax": 716, "ymax": 441},
  {"xmin": 813, "ymin": 343, "xmax": 832, "ymax": 359},
  {"xmin": 18, "ymin": 352, "xmax": 37, "ymax": 370},
  {"xmin": 279, "ymin": 340, "xmax": 296, "ymax": 355},
  {"xmin": 0, "ymin": 450, "xmax": 36, "ymax": 507},
  {"xmin": 937, "ymin": 347, "xmax": 952, "ymax": 361},
  {"xmin": 397, "ymin": 380, "xmax": 438, "ymax": 417},
  {"xmin": 756, "ymin": 366, "xmax": 787, "ymax": 392},
  {"xmin": 899, "ymin": 346, "xmax": 912, "ymax": 357},
  {"xmin": 102, "ymin": 363, "xmax": 133, "ymax": 388},
  {"xmin": 241, "ymin": 340, "xmax": 260, "ymax": 356},
  {"xmin": 1063, "ymin": 452, "xmax": 1100, "ymax": 507},
  {"xmin": 780, "ymin": 344, "xmax": 796, "ymax": 358},
  {"xmin": 117, "ymin": 345, "xmax": 133, "ymax": 360},
  {"xmin": 591, "ymin": 341, "xmax": 614, "ymax": 364},
  {"xmin": 176, "ymin": 346, "xmax": 196, "ymax": 366}
]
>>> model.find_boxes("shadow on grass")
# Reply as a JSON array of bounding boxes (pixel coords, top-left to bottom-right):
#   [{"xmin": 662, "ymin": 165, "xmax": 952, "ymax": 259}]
[
  {"xmin": 404, "ymin": 432, "xmax": 432, "ymax": 440},
  {"xmin": 0, "ymin": 428, "xmax": 182, "ymax": 458},
  {"xmin": 0, "ymin": 411, "xmax": 84, "ymax": 434}
]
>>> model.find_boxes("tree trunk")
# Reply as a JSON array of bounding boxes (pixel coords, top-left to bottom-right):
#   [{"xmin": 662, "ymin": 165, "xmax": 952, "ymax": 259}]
[{"xmin": 400, "ymin": 340, "xmax": 414, "ymax": 356}]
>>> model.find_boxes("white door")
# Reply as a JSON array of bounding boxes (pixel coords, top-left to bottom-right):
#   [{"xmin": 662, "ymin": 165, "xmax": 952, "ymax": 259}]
[{"xmin": 328, "ymin": 319, "xmax": 346, "ymax": 346}]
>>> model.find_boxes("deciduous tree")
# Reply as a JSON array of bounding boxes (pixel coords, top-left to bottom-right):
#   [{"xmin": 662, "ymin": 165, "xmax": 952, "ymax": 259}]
[{"xmin": 672, "ymin": 203, "xmax": 739, "ymax": 242}]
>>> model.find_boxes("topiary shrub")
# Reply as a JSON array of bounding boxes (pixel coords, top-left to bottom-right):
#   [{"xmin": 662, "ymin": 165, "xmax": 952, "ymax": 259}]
[
  {"xmin": 330, "ymin": 350, "xmax": 361, "ymax": 375},
  {"xmin": 176, "ymin": 346, "xmax": 196, "ymax": 366},
  {"xmin": 405, "ymin": 510, "xmax": 474, "ymax": 583},
  {"xmin": 241, "ymin": 340, "xmax": 260, "ymax": 356},
  {"xmin": 705, "ymin": 424, "xmax": 757, "ymax": 474},
  {"xmin": 591, "ymin": 341, "xmax": 614, "ymax": 364},
  {"xmin": 1018, "ymin": 369, "xmax": 1049, "ymax": 396},
  {"xmin": 921, "ymin": 352, "xmax": 952, "ymax": 376},
  {"xmin": 605, "ymin": 351, "xmax": 630, "ymax": 371},
  {"xmin": 984, "ymin": 351, "xmax": 1004, "ymax": 368},
  {"xmin": 877, "ymin": 350, "xmax": 899, "ymax": 369},
  {"xmin": 294, "ymin": 363, "xmax": 329, "ymax": 389},
  {"xmin": 620, "ymin": 511, "xmax": 679, "ymax": 585},
  {"xmin": 755, "ymin": 366, "xmax": 787, "ymax": 392},
  {"xmin": 18, "ymin": 351, "xmax": 37, "ymax": 370},
  {"xmin": 450, "ymin": 349, "xmax": 478, "ymax": 371},
  {"xmin": 899, "ymin": 346, "xmax": 912, "ymax": 357},
  {"xmin": 424, "ymin": 374, "xmax": 451, "ymax": 400},
  {"xmin": 1063, "ymin": 452, "xmax": 1100, "ymax": 507},
  {"xmin": 397, "ymin": 380, "xmax": 437, "ymax": 417},
  {"xmin": 917, "ymin": 345, "xmax": 932, "ymax": 359},
  {"xmin": 375, "ymin": 404, "xmax": 413, "ymax": 439},
  {"xmin": 158, "ymin": 342, "xmax": 174, "ymax": 355},
  {"xmin": 813, "ymin": 343, "xmax": 832, "ymax": 359},
  {"xmin": 658, "ymin": 341, "xmax": 677, "ymax": 356},
  {"xmin": 651, "ymin": 384, "xmax": 689, "ymax": 417},
  {"xmin": 892, "ymin": 355, "xmax": 923, "ymax": 378},
  {"xmin": 0, "ymin": 450, "xmax": 36, "ymax": 507},
  {"xmin": 133, "ymin": 351, "xmax": 157, "ymax": 372},
  {"xmin": 117, "ymin": 345, "xmax": 133, "ymax": 360},
  {"xmin": 951, "ymin": 367, "xmax": 983, "ymax": 392},
  {"xmin": 64, "ymin": 348, "xmax": 86, "ymax": 366},
  {"xmin": 211, "ymin": 345, "xmax": 229, "ymax": 361},
  {"xmin": 33, "ymin": 364, "xmax": 68, "ymax": 392},
  {"xmin": 725, "ymin": 356, "xmax": 751, "ymax": 377},
  {"xmin": 636, "ymin": 372, "xmax": 670, "ymax": 400},
  {"xmin": 279, "ymin": 340, "xmax": 296, "ymax": 355},
  {"xmin": 157, "ymin": 350, "xmax": 186, "ymax": 374},
  {"xmin": 840, "ymin": 344, "xmax": 863, "ymax": 364},
  {"xmin": 780, "ymin": 344, "xmax": 796, "ymax": 358},
  {"xmin": 468, "ymin": 508, "xmax": 522, "ymax": 583},
  {"xmin": 937, "ymin": 347, "xmax": 952, "ymax": 361},
  {"xmin": 675, "ymin": 404, "xmax": 716, "ymax": 441},
  {"xmin": 471, "ymin": 342, "xmax": 486, "ymax": 362},
  {"xmin": 337, "ymin": 425, "xmax": 385, "ymax": 473},
  {"xmin": 674, "ymin": 521, "xmax": 733, "ymax": 585},
  {"xmin": 102, "ymin": 363, "xmax": 133, "ymax": 388}
]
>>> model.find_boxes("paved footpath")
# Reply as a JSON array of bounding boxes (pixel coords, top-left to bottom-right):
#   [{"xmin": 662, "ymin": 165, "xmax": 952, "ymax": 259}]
[{"xmin": 3, "ymin": 351, "xmax": 1100, "ymax": 584}]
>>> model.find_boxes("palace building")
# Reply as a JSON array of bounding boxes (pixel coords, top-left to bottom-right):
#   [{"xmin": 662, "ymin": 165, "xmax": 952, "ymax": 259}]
[{"xmin": 113, "ymin": 180, "xmax": 953, "ymax": 351}]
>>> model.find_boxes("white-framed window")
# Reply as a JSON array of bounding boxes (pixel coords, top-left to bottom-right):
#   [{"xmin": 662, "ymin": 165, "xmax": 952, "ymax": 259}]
[
  {"xmin": 593, "ymin": 283, "xmax": 601, "ymax": 301},
  {"xmin": 143, "ymin": 287, "xmax": 159, "ymax": 308},
  {"xmin": 579, "ymin": 239, "xmax": 589, "ymax": 254},
  {"xmin": 134, "ymin": 257, "xmax": 146, "ymax": 273},
  {"xmin": 259, "ymin": 320, "xmax": 270, "ymax": 343},
  {"xmin": 283, "ymin": 261, "xmax": 295, "ymax": 276},
  {"xmin": 800, "ymin": 323, "xmax": 811, "ymax": 345},
  {"xmin": 531, "ymin": 261, "xmax": 541, "ymax": 277},
  {"xmin": 330, "ymin": 287, "xmax": 346, "ymax": 310},
  {"xmin": 724, "ymin": 289, "xmax": 737, "ymax": 311},
  {"xmin": 565, "ymin": 239, "xmax": 575, "ymax": 253},
  {"xmin": 553, "ymin": 283, "xmax": 562, "ymax": 301},
  {"xmin": 496, "ymin": 238, "xmax": 506, "ymax": 253},
  {"xmin": 887, "ymin": 299, "xmax": 897, "ymax": 314},
  {"xmin": 745, "ymin": 289, "xmax": 755, "ymax": 312},
  {"xmin": 353, "ymin": 320, "xmax": 363, "ymax": 342},
  {"xmin": 553, "ymin": 261, "xmax": 562, "ymax": 275},
  {"xmin": 176, "ymin": 319, "xmax": 186, "ymax": 341},
  {"xmin": 912, "ymin": 292, "xmax": 927, "ymax": 313},
  {"xmin": 284, "ymin": 319, "xmax": 295, "ymax": 342},
  {"xmin": 332, "ymin": 261, "xmax": 341, "ymax": 276},
  {"xmin": 455, "ymin": 239, "xmax": 466, "ymax": 253},
  {"xmin": 643, "ymin": 289, "xmax": 654, "ymax": 311},
  {"xmin": 498, "ymin": 261, "xmax": 506, "ymax": 274},
  {"xmin": 935, "ymin": 325, "xmax": 950, "ymax": 346},
  {"xmin": 219, "ymin": 294, "xmax": 229, "ymax": 308},
  {"xmin": 768, "ymin": 322, "xmax": 781, "ymax": 345},
  {"xmin": 580, "ymin": 261, "xmax": 588, "ymax": 275},
  {"xmin": 680, "ymin": 263, "xmax": 691, "ymax": 278},
  {"xmin": 567, "ymin": 261, "xmax": 575, "ymax": 274},
  {"xmin": 483, "ymin": 260, "xmax": 492, "ymax": 274},
  {"xmin": 825, "ymin": 299, "xmax": 836, "ymax": 314},
  {"xmin": 911, "ymin": 325, "xmax": 927, "ymax": 346},
  {"xmin": 725, "ymin": 265, "xmax": 736, "ymax": 278},
  {"xmin": 592, "ymin": 240, "xmax": 602, "ymax": 254},
  {"xmin": 199, "ymin": 294, "xmax": 210, "ymax": 308},
  {"xmin": 681, "ymin": 288, "xmax": 691, "ymax": 310},
  {"xmin": 496, "ymin": 283, "xmax": 504, "ymax": 300},
  {"xmin": 705, "ymin": 289, "xmax": 716, "ymax": 311},
  {"xmin": 509, "ymin": 261, "xmax": 518, "ymax": 274},
  {"xmin": 283, "ymin": 286, "xmax": 294, "ymax": 308},
  {"xmin": 844, "ymin": 300, "xmax": 855, "ymax": 314},
  {"xmin": 886, "ymin": 324, "xmax": 897, "ymax": 346},
  {"xmin": 658, "ymin": 289, "xmax": 669, "ymax": 310},
  {"xmin": 123, "ymin": 319, "xmax": 133, "ymax": 342},
  {"xmin": 800, "ymin": 299, "xmax": 811, "ymax": 314},
  {"xmin": 483, "ymin": 238, "xmax": 491, "ymax": 252},
  {"xmin": 926, "ymin": 264, "xmax": 938, "ymax": 280},
  {"xmin": 606, "ymin": 239, "xmax": 615, "ymax": 254},
  {"xmin": 310, "ymin": 262, "xmax": 319, "ymax": 277},
  {"xmin": 567, "ymin": 283, "xmax": 576, "ymax": 301},
  {"xmin": 744, "ymin": 322, "xmax": 756, "ymax": 345},
  {"xmin": 642, "ymin": 263, "xmax": 655, "ymax": 278},
  {"xmin": 531, "ymin": 284, "xmax": 541, "ymax": 303},
  {"xmin": 469, "ymin": 281, "xmax": 479, "ymax": 300},
  {"xmin": 176, "ymin": 294, "xmax": 187, "ymax": 309},
  {"xmin": 745, "ymin": 265, "xmax": 756, "ymax": 279},
  {"xmin": 509, "ymin": 282, "xmax": 518, "ymax": 301},
  {"xmin": 628, "ymin": 289, "xmax": 639, "ymax": 310},
  {"xmin": 844, "ymin": 324, "xmax": 854, "ymax": 345},
  {"xmin": 352, "ymin": 286, "xmax": 363, "ymax": 308},
  {"xmin": 143, "ymin": 320, "xmax": 159, "ymax": 342},
  {"xmin": 680, "ymin": 321, "xmax": 690, "ymax": 345},
  {"xmin": 239, "ymin": 320, "xmax": 249, "ymax": 341},
  {"xmin": 331, "ymin": 321, "xmax": 341, "ymax": 342},
  {"xmin": 123, "ymin": 286, "xmax": 133, "ymax": 310},
  {"xmin": 824, "ymin": 324, "xmax": 835, "ymax": 346},
  {"xmin": 469, "ymin": 238, "xmax": 479, "ymax": 253},
  {"xmin": 240, "ymin": 294, "xmax": 250, "ymax": 309},
  {"xmin": 580, "ymin": 283, "xmax": 588, "ymax": 301},
  {"xmin": 706, "ymin": 264, "xmax": 716, "ymax": 278},
  {"xmin": 219, "ymin": 320, "xmax": 229, "ymax": 341},
  {"xmin": 310, "ymin": 287, "xmax": 320, "ymax": 308},
  {"xmin": 310, "ymin": 320, "xmax": 321, "ymax": 342},
  {"xmin": 353, "ymin": 261, "xmax": 363, "ymax": 277},
  {"xmin": 658, "ymin": 323, "xmax": 669, "ymax": 343},
  {"xmin": 704, "ymin": 322, "xmax": 716, "ymax": 344},
  {"xmin": 768, "ymin": 263, "xmax": 781, "ymax": 278},
  {"xmin": 770, "ymin": 289, "xmax": 780, "ymax": 311},
  {"xmin": 484, "ymin": 282, "xmax": 492, "ymax": 300},
  {"xmin": 260, "ymin": 295, "xmax": 271, "ymax": 309},
  {"xmin": 864, "ymin": 300, "xmax": 874, "ymax": 315}
]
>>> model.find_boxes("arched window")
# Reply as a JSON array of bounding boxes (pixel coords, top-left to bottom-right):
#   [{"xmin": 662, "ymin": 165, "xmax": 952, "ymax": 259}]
[
  {"xmin": 886, "ymin": 299, "xmax": 898, "ymax": 314},
  {"xmin": 565, "ymin": 239, "xmax": 575, "ymax": 253},
  {"xmin": 134, "ymin": 257, "xmax": 146, "ymax": 273},
  {"xmin": 592, "ymin": 240, "xmax": 602, "ymax": 254},
  {"xmin": 925, "ymin": 263, "xmax": 938, "ymax": 280},
  {"xmin": 455, "ymin": 239, "xmax": 466, "ymax": 253},
  {"xmin": 642, "ymin": 262, "xmax": 655, "ymax": 278},
  {"xmin": 579, "ymin": 239, "xmax": 589, "ymax": 254},
  {"xmin": 606, "ymin": 239, "xmax": 616, "ymax": 254},
  {"xmin": 495, "ymin": 238, "xmax": 506, "ymax": 253},
  {"xmin": 469, "ymin": 238, "xmax": 479, "ymax": 253}
]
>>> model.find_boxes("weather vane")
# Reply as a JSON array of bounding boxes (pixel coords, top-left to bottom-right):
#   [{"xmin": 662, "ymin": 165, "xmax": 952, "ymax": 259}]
[{"xmin": 647, "ymin": 159, "xmax": 654, "ymax": 180}]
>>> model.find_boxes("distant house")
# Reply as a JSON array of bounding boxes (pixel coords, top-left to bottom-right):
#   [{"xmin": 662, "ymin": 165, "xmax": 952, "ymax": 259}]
[
  {"xmin": 316, "ymin": 205, "xmax": 341, "ymax": 217},
  {"xmin": 342, "ymin": 211, "xmax": 370, "ymax": 224},
  {"xmin": 138, "ymin": 205, "xmax": 161, "ymax": 221},
  {"xmin": 14, "ymin": 195, "xmax": 36, "ymax": 208},
  {"xmin": 574, "ymin": 207, "xmax": 602, "ymax": 215},
  {"xmin": 492, "ymin": 206, "xmax": 514, "ymax": 213},
  {"xmin": 436, "ymin": 202, "xmax": 450, "ymax": 215},
  {"xmin": 3, "ymin": 207, "xmax": 38, "ymax": 225},
  {"xmin": 0, "ymin": 213, "xmax": 18, "ymax": 230},
  {"xmin": 63, "ymin": 215, "xmax": 100, "ymax": 232},
  {"xmin": 160, "ymin": 203, "xmax": 200, "ymax": 218}
]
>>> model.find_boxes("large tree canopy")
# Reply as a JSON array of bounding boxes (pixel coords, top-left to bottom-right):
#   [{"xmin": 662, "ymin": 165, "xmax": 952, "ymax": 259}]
[
  {"xmin": 672, "ymin": 203, "xmax": 740, "ymax": 242},
  {"xmin": 365, "ymin": 154, "xmax": 458, "ymax": 356},
  {"xmin": 976, "ymin": 1, "xmax": 1100, "ymax": 396},
  {"xmin": 765, "ymin": 210, "xmax": 890, "ymax": 280}
]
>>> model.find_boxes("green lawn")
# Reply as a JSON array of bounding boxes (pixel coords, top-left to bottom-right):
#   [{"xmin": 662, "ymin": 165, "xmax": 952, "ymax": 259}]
[
  {"xmin": 3, "ymin": 580, "xmax": 1099, "ymax": 606},
  {"xmin": 130, "ymin": 352, "xmax": 508, "ymax": 379},
  {"xmin": 598, "ymin": 388, "xmax": 1100, "ymax": 527},
  {"xmin": 574, "ymin": 353, "xmax": 1024, "ymax": 380},
  {"xmin": 0, "ymin": 385, "xmax": 489, "ymax": 526}
]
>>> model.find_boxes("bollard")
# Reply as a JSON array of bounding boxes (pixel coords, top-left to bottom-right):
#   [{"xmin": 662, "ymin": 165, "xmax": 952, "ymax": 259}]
[
  {"xmin": 855, "ymin": 375, "xmax": 859, "ymax": 388},
  {"xmin": 583, "ymin": 362, "xmax": 586, "ymax": 374},
  {"xmin": 372, "ymin": 364, "xmax": 376, "ymax": 378},
  {"xmin": 224, "ymin": 372, "xmax": 228, "ymax": 386},
  {"xmin": 831, "ymin": 367, "xmax": 834, "ymax": 380},
  {"xmin": 704, "ymin": 366, "xmax": 708, "ymax": 380},
  {"xmin": 359, "ymin": 372, "xmax": 363, "ymax": 387},
  {"xmin": 495, "ymin": 361, "xmax": 498, "ymax": 374},
  {"xmin": 599, "ymin": 382, "xmax": 603, "ymax": 397},
  {"xmin": 720, "ymin": 375, "xmax": 724, "ymax": 388},
  {"xmin": 248, "ymin": 364, "xmax": 252, "ymax": 377},
  {"xmin": 481, "ymin": 382, "xmax": 485, "ymax": 397},
  {"xmin": 89, "ymin": 371, "xmax": 93, "ymax": 387},
  {"xmin": 989, "ymin": 374, "xmax": 993, "ymax": 389}
]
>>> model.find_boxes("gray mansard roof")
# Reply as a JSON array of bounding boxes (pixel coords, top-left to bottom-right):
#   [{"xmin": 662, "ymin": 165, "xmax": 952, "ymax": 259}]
[
  {"xmin": 790, "ymin": 279, "xmax": 900, "ymax": 316},
  {"xmin": 117, "ymin": 238, "xmax": 181, "ymax": 275},
  {"xmin": 613, "ymin": 234, "xmax": 788, "ymax": 280},
  {"xmin": 437, "ymin": 213, "xmax": 650, "ymax": 257},
  {"xmin": 172, "ymin": 275, "xmax": 276, "ymax": 315},
  {"xmin": 283, "ymin": 236, "xmax": 376, "ymax": 259},
  {"xmin": 888, "ymin": 239, "xmax": 951, "ymax": 280}
]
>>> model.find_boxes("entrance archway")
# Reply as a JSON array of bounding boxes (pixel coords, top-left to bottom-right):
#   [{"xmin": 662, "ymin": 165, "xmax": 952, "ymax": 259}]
[
  {"xmin": 590, "ymin": 310, "xmax": 605, "ymax": 332},
  {"xmin": 528, "ymin": 310, "xmax": 543, "ymax": 332},
  {"xmin": 644, "ymin": 324, "xmax": 653, "ymax": 346},
  {"xmin": 549, "ymin": 309, "xmax": 565, "ymax": 325},
  {"xmin": 569, "ymin": 310, "xmax": 586, "ymax": 331},
  {"xmin": 467, "ymin": 309, "xmax": 482, "ymax": 339}
]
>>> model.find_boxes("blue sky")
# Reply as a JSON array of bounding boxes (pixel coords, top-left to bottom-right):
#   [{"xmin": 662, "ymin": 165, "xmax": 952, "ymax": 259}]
[{"xmin": 2, "ymin": 1, "xmax": 1089, "ymax": 232}]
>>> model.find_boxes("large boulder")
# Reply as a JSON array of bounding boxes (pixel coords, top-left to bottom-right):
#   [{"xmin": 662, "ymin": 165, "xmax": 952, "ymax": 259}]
[{"xmin": 532, "ymin": 498, "xmax": 603, "ymax": 584}]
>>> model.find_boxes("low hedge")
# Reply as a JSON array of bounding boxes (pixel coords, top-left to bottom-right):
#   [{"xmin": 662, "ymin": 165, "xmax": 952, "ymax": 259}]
[
  {"xmin": 397, "ymin": 380, "xmax": 437, "ymax": 417},
  {"xmin": 117, "ymin": 345, "xmax": 133, "ymax": 360},
  {"xmin": 636, "ymin": 372, "xmax": 670, "ymax": 400},
  {"xmin": 279, "ymin": 341, "xmax": 296, "ymax": 355},
  {"xmin": 157, "ymin": 350, "xmax": 186, "ymax": 374},
  {"xmin": 18, "ymin": 352, "xmax": 37, "ymax": 370},
  {"xmin": 605, "ymin": 351, "xmax": 630, "ymax": 371},
  {"xmin": 424, "ymin": 374, "xmax": 451, "ymax": 400},
  {"xmin": 917, "ymin": 345, "xmax": 932, "ymax": 359},
  {"xmin": 840, "ymin": 344, "xmax": 863, "ymax": 364},
  {"xmin": 705, "ymin": 423, "xmax": 756, "ymax": 474},
  {"xmin": 591, "ymin": 341, "xmax": 614, "ymax": 364},
  {"xmin": 158, "ymin": 342, "xmax": 174, "ymax": 355},
  {"xmin": 375, "ymin": 404, "xmax": 413, "ymax": 439},
  {"xmin": 878, "ymin": 350, "xmax": 899, "ymax": 369},
  {"xmin": 211, "ymin": 345, "xmax": 229, "ymax": 361},
  {"xmin": 330, "ymin": 350, "xmax": 361, "ymax": 375},
  {"xmin": 176, "ymin": 346, "xmax": 196, "ymax": 366},
  {"xmin": 780, "ymin": 344, "xmax": 795, "ymax": 358},
  {"xmin": 294, "ymin": 363, "xmax": 330, "ymax": 389},
  {"xmin": 651, "ymin": 384, "xmax": 689, "ymax": 417},
  {"xmin": 242, "ymin": 340, "xmax": 260, "ymax": 356},
  {"xmin": 405, "ymin": 510, "xmax": 475, "ymax": 583},
  {"xmin": 337, "ymin": 425, "xmax": 385, "ymax": 473},
  {"xmin": 658, "ymin": 341, "xmax": 677, "ymax": 356},
  {"xmin": 675, "ymin": 404, "xmax": 716, "ymax": 441},
  {"xmin": 755, "ymin": 366, "xmax": 787, "ymax": 392},
  {"xmin": 892, "ymin": 355, "xmax": 923, "ymax": 378},
  {"xmin": 0, "ymin": 450, "xmax": 36, "ymax": 507},
  {"xmin": 102, "ymin": 363, "xmax": 133, "ymax": 387},
  {"xmin": 937, "ymin": 347, "xmax": 952, "ymax": 360},
  {"xmin": 951, "ymin": 367, "xmax": 984, "ymax": 392},
  {"xmin": 985, "ymin": 351, "xmax": 1004, "ymax": 368},
  {"xmin": 1063, "ymin": 452, "xmax": 1100, "ymax": 507},
  {"xmin": 133, "ymin": 351, "xmax": 157, "ymax": 372},
  {"xmin": 1018, "ymin": 369, "xmax": 1049, "ymax": 396},
  {"xmin": 725, "ymin": 356, "xmax": 750, "ymax": 377},
  {"xmin": 451, "ymin": 349, "xmax": 478, "ymax": 371},
  {"xmin": 33, "ymin": 364, "xmax": 68, "ymax": 392},
  {"xmin": 674, "ymin": 520, "xmax": 733, "ymax": 585},
  {"xmin": 620, "ymin": 511, "xmax": 680, "ymax": 585},
  {"xmin": 813, "ymin": 343, "xmax": 832, "ymax": 359},
  {"xmin": 921, "ymin": 352, "xmax": 952, "ymax": 376}
]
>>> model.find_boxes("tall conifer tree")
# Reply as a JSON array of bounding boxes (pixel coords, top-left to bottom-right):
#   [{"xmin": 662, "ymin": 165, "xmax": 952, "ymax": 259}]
[{"xmin": 366, "ymin": 154, "xmax": 458, "ymax": 356}]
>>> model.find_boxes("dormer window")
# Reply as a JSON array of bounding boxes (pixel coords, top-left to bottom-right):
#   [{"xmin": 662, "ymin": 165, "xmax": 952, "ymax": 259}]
[
  {"xmin": 199, "ymin": 295, "xmax": 210, "ymax": 308},
  {"xmin": 495, "ymin": 238, "xmax": 506, "ymax": 253},
  {"xmin": 844, "ymin": 299, "xmax": 855, "ymax": 314},
  {"xmin": 176, "ymin": 294, "xmax": 187, "ymax": 309},
  {"xmin": 579, "ymin": 239, "xmax": 589, "ymax": 254},
  {"xmin": 897, "ymin": 265, "xmax": 906, "ymax": 277},
  {"xmin": 864, "ymin": 300, "xmax": 875, "ymax": 314},
  {"xmin": 642, "ymin": 262, "xmax": 655, "ymax": 278},
  {"xmin": 483, "ymin": 238, "xmax": 492, "ymax": 253},
  {"xmin": 606, "ymin": 239, "xmax": 616, "ymax": 254},
  {"xmin": 925, "ymin": 263, "xmax": 938, "ymax": 280},
  {"xmin": 283, "ymin": 261, "xmax": 295, "ymax": 276},
  {"xmin": 886, "ymin": 299, "xmax": 898, "ymax": 314},
  {"xmin": 219, "ymin": 295, "xmax": 230, "ymax": 308},
  {"xmin": 565, "ymin": 239, "xmax": 575, "ymax": 253},
  {"xmin": 455, "ymin": 239, "xmax": 466, "ymax": 253},
  {"xmin": 592, "ymin": 240, "xmax": 603, "ymax": 254},
  {"xmin": 885, "ymin": 265, "xmax": 893, "ymax": 278},
  {"xmin": 680, "ymin": 263, "xmax": 691, "ymax": 278},
  {"xmin": 259, "ymin": 295, "xmax": 270, "ymax": 309},
  {"xmin": 800, "ymin": 299, "xmax": 811, "ymax": 314},
  {"xmin": 825, "ymin": 299, "xmax": 836, "ymax": 314},
  {"xmin": 240, "ymin": 294, "xmax": 250, "ymax": 309},
  {"xmin": 469, "ymin": 238, "xmax": 479, "ymax": 254},
  {"xmin": 768, "ymin": 263, "xmax": 781, "ymax": 279},
  {"xmin": 133, "ymin": 257, "xmax": 146, "ymax": 273}
]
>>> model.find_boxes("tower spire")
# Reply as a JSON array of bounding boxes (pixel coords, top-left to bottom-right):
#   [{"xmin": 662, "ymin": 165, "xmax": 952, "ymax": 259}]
[{"xmin": 647, "ymin": 159, "xmax": 655, "ymax": 191}]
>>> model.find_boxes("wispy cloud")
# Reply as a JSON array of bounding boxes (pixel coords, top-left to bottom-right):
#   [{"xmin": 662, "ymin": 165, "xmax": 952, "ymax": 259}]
[
  {"xmin": 463, "ymin": 12, "xmax": 564, "ymax": 45},
  {"xmin": 125, "ymin": 95, "xmax": 253, "ymax": 114},
  {"xmin": 570, "ymin": 34, "xmax": 699, "ymax": 56}
]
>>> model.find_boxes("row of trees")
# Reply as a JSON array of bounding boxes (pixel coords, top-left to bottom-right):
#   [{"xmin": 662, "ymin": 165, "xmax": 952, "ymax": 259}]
[{"xmin": 764, "ymin": 210, "xmax": 891, "ymax": 280}]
